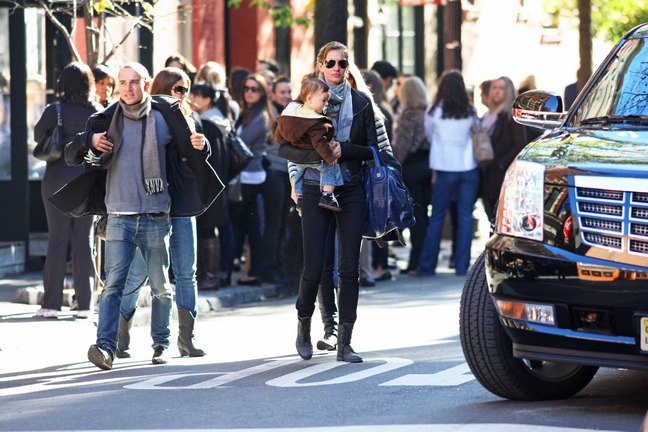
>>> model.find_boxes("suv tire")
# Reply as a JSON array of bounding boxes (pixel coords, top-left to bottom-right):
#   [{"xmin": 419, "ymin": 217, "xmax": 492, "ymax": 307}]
[{"xmin": 460, "ymin": 251, "xmax": 598, "ymax": 400}]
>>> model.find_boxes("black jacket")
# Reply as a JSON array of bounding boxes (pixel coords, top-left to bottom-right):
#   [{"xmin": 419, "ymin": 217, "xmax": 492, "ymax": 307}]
[
  {"xmin": 48, "ymin": 95, "xmax": 224, "ymax": 217},
  {"xmin": 278, "ymin": 87, "xmax": 377, "ymax": 175}
]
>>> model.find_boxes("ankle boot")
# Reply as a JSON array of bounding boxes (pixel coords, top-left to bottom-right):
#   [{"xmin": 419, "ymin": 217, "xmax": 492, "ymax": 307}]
[
  {"xmin": 316, "ymin": 315, "xmax": 337, "ymax": 351},
  {"xmin": 116, "ymin": 314, "xmax": 133, "ymax": 358},
  {"xmin": 296, "ymin": 316, "xmax": 313, "ymax": 360},
  {"xmin": 197, "ymin": 238, "xmax": 220, "ymax": 290},
  {"xmin": 177, "ymin": 307, "xmax": 206, "ymax": 357},
  {"xmin": 336, "ymin": 322, "xmax": 363, "ymax": 363}
]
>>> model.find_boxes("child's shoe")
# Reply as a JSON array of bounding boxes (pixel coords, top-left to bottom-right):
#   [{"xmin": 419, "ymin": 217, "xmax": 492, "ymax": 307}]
[{"xmin": 318, "ymin": 193, "xmax": 341, "ymax": 212}]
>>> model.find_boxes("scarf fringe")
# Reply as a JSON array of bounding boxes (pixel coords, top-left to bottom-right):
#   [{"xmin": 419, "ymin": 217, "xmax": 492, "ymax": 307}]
[{"xmin": 145, "ymin": 178, "xmax": 164, "ymax": 195}]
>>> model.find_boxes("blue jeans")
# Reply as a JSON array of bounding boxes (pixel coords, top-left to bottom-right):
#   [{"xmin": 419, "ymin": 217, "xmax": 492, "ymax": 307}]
[
  {"xmin": 294, "ymin": 161, "xmax": 344, "ymax": 194},
  {"xmin": 121, "ymin": 217, "xmax": 198, "ymax": 327},
  {"xmin": 96, "ymin": 214, "xmax": 173, "ymax": 354},
  {"xmin": 417, "ymin": 169, "xmax": 480, "ymax": 276}
]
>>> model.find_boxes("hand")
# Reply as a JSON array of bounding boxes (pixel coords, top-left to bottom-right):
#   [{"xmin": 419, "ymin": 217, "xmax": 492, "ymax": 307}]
[
  {"xmin": 190, "ymin": 132, "xmax": 206, "ymax": 151},
  {"xmin": 330, "ymin": 139, "xmax": 341, "ymax": 159},
  {"xmin": 92, "ymin": 132, "xmax": 113, "ymax": 153}
]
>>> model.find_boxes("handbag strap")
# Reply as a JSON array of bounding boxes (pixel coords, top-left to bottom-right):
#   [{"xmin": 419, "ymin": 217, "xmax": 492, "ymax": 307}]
[
  {"xmin": 368, "ymin": 145, "xmax": 381, "ymax": 167},
  {"xmin": 55, "ymin": 102, "xmax": 63, "ymax": 127}
]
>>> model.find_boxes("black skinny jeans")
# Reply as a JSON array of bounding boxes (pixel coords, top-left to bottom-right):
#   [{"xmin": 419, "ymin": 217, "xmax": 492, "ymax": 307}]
[{"xmin": 297, "ymin": 177, "xmax": 365, "ymax": 324}]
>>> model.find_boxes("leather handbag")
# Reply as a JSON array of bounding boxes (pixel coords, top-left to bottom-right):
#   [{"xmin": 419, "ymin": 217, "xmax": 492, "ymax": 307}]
[
  {"xmin": 227, "ymin": 131, "xmax": 253, "ymax": 180},
  {"xmin": 363, "ymin": 146, "xmax": 416, "ymax": 240},
  {"xmin": 33, "ymin": 103, "xmax": 63, "ymax": 162},
  {"xmin": 471, "ymin": 114, "xmax": 494, "ymax": 168}
]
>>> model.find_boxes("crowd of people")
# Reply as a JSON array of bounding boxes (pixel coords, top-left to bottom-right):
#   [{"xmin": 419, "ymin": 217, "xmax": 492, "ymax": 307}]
[{"xmin": 33, "ymin": 46, "xmax": 532, "ymax": 370}]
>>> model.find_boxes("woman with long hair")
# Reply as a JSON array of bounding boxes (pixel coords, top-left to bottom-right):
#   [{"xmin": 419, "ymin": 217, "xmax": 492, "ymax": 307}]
[
  {"xmin": 480, "ymin": 76, "xmax": 528, "ymax": 222},
  {"xmin": 279, "ymin": 42, "xmax": 380, "ymax": 363},
  {"xmin": 416, "ymin": 69, "xmax": 480, "ymax": 277},
  {"xmin": 190, "ymin": 83, "xmax": 234, "ymax": 289},
  {"xmin": 230, "ymin": 73, "xmax": 274, "ymax": 286},
  {"xmin": 392, "ymin": 76, "xmax": 432, "ymax": 275},
  {"xmin": 35, "ymin": 62, "xmax": 102, "ymax": 319}
]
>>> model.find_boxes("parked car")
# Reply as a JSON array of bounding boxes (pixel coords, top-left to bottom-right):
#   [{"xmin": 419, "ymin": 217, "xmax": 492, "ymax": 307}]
[{"xmin": 460, "ymin": 23, "xmax": 648, "ymax": 401}]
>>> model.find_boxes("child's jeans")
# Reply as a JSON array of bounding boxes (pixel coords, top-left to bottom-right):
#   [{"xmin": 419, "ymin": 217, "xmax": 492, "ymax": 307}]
[{"xmin": 294, "ymin": 161, "xmax": 344, "ymax": 195}]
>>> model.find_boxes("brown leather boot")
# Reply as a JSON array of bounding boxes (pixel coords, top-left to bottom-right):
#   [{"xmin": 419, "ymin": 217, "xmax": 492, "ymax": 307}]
[{"xmin": 197, "ymin": 237, "xmax": 220, "ymax": 290}]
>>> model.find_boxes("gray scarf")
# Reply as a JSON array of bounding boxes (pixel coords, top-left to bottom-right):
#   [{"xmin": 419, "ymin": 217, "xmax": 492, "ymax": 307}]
[
  {"xmin": 324, "ymin": 78, "xmax": 353, "ymax": 143},
  {"xmin": 105, "ymin": 94, "xmax": 163, "ymax": 194}
]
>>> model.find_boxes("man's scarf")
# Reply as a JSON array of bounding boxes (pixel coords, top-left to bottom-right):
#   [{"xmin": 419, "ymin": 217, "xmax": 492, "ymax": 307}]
[{"xmin": 104, "ymin": 94, "xmax": 163, "ymax": 194}]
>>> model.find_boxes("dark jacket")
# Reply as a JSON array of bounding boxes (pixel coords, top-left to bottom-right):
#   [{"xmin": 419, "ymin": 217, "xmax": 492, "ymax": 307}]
[
  {"xmin": 481, "ymin": 110, "xmax": 528, "ymax": 202},
  {"xmin": 48, "ymin": 95, "xmax": 224, "ymax": 218},
  {"xmin": 278, "ymin": 87, "xmax": 377, "ymax": 175},
  {"xmin": 275, "ymin": 102, "xmax": 336, "ymax": 164},
  {"xmin": 197, "ymin": 116, "xmax": 231, "ymax": 229}
]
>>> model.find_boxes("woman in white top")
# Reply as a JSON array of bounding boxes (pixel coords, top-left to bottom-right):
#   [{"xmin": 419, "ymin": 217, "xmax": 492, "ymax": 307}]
[{"xmin": 416, "ymin": 69, "xmax": 480, "ymax": 276}]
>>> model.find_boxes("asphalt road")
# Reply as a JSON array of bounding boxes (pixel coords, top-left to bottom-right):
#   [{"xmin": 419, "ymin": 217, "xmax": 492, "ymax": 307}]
[{"xmin": 1, "ymin": 264, "xmax": 648, "ymax": 432}]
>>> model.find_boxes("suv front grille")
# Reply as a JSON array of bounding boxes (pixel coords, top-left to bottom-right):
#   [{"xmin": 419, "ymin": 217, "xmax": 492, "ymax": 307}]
[{"xmin": 574, "ymin": 178, "xmax": 648, "ymax": 256}]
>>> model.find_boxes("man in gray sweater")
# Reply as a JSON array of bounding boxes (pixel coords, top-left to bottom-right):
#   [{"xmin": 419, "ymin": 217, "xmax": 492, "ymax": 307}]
[{"xmin": 82, "ymin": 63, "xmax": 207, "ymax": 370}]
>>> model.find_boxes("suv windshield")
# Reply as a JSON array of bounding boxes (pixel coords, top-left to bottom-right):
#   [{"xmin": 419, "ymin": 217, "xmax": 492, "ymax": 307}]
[{"xmin": 571, "ymin": 35, "xmax": 648, "ymax": 127}]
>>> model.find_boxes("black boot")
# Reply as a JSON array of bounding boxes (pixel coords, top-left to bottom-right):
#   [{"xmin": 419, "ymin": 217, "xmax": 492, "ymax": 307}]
[
  {"xmin": 177, "ymin": 307, "xmax": 206, "ymax": 357},
  {"xmin": 116, "ymin": 314, "xmax": 133, "ymax": 359},
  {"xmin": 336, "ymin": 322, "xmax": 362, "ymax": 363},
  {"xmin": 316, "ymin": 315, "xmax": 337, "ymax": 351},
  {"xmin": 296, "ymin": 316, "xmax": 313, "ymax": 360},
  {"xmin": 197, "ymin": 237, "xmax": 220, "ymax": 290}
]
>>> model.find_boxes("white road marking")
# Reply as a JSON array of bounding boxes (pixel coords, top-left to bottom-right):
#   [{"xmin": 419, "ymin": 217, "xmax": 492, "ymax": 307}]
[{"xmin": 380, "ymin": 363, "xmax": 474, "ymax": 386}]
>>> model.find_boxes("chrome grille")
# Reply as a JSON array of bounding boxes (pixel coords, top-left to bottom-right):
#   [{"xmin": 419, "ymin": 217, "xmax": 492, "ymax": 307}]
[{"xmin": 575, "ymin": 179, "xmax": 648, "ymax": 256}]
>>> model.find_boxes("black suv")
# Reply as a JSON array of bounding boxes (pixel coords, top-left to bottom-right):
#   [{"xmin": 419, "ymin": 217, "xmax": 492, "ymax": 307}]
[{"xmin": 460, "ymin": 23, "xmax": 648, "ymax": 401}]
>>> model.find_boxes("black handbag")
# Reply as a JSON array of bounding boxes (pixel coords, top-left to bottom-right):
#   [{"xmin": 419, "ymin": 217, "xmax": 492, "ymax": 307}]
[
  {"xmin": 33, "ymin": 103, "xmax": 63, "ymax": 162},
  {"xmin": 227, "ymin": 131, "xmax": 253, "ymax": 180},
  {"xmin": 363, "ymin": 146, "xmax": 416, "ymax": 240}
]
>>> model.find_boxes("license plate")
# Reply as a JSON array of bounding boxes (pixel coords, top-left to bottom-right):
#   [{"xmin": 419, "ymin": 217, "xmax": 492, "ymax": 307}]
[{"xmin": 641, "ymin": 317, "xmax": 648, "ymax": 351}]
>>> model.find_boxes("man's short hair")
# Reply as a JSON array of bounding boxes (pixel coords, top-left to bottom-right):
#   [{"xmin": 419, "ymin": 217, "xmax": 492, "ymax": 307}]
[
  {"xmin": 371, "ymin": 60, "xmax": 398, "ymax": 80},
  {"xmin": 120, "ymin": 62, "xmax": 151, "ymax": 81}
]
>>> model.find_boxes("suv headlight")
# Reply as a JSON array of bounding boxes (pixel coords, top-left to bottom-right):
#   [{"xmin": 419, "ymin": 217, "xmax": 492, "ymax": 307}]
[{"xmin": 496, "ymin": 160, "xmax": 545, "ymax": 241}]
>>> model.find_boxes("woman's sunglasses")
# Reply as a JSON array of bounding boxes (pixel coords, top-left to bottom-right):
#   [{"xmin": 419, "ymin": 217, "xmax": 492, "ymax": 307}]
[
  {"xmin": 324, "ymin": 59, "xmax": 348, "ymax": 69},
  {"xmin": 173, "ymin": 85, "xmax": 188, "ymax": 95},
  {"xmin": 243, "ymin": 86, "xmax": 262, "ymax": 93}
]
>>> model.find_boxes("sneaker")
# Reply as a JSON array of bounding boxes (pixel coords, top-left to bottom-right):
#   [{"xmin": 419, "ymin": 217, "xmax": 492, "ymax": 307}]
[
  {"xmin": 35, "ymin": 308, "xmax": 58, "ymax": 318},
  {"xmin": 76, "ymin": 310, "xmax": 91, "ymax": 319},
  {"xmin": 87, "ymin": 344, "xmax": 114, "ymax": 370},
  {"xmin": 318, "ymin": 194, "xmax": 341, "ymax": 212},
  {"xmin": 152, "ymin": 346, "xmax": 171, "ymax": 364}
]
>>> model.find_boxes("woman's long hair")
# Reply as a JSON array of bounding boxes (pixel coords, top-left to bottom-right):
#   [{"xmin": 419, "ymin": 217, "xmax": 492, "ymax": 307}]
[
  {"xmin": 57, "ymin": 62, "xmax": 95, "ymax": 107},
  {"xmin": 151, "ymin": 67, "xmax": 192, "ymax": 116},
  {"xmin": 431, "ymin": 69, "xmax": 472, "ymax": 119},
  {"xmin": 400, "ymin": 76, "xmax": 429, "ymax": 111},
  {"xmin": 489, "ymin": 76, "xmax": 517, "ymax": 117},
  {"xmin": 236, "ymin": 73, "xmax": 275, "ymax": 129}
]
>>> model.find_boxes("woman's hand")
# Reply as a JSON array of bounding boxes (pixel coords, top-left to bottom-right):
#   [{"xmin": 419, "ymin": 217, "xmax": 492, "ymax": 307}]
[
  {"xmin": 330, "ymin": 139, "xmax": 341, "ymax": 160},
  {"xmin": 190, "ymin": 132, "xmax": 206, "ymax": 151}
]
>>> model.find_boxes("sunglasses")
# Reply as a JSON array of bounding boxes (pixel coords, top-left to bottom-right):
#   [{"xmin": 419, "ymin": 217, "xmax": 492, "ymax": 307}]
[
  {"xmin": 243, "ymin": 86, "xmax": 262, "ymax": 93},
  {"xmin": 324, "ymin": 59, "xmax": 348, "ymax": 69},
  {"xmin": 172, "ymin": 85, "xmax": 188, "ymax": 95}
]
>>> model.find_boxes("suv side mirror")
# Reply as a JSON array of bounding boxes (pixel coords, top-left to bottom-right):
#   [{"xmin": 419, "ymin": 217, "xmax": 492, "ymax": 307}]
[{"xmin": 512, "ymin": 90, "xmax": 567, "ymax": 130}]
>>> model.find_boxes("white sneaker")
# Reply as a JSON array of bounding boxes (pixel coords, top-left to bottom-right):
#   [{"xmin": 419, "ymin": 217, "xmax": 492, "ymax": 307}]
[
  {"xmin": 76, "ymin": 310, "xmax": 91, "ymax": 319},
  {"xmin": 35, "ymin": 308, "xmax": 58, "ymax": 318}
]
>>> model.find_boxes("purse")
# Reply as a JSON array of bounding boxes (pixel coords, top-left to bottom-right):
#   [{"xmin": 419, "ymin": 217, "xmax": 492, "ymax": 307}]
[
  {"xmin": 363, "ymin": 146, "xmax": 416, "ymax": 240},
  {"xmin": 471, "ymin": 114, "xmax": 494, "ymax": 168},
  {"xmin": 33, "ymin": 103, "xmax": 63, "ymax": 162},
  {"xmin": 227, "ymin": 131, "xmax": 253, "ymax": 180}
]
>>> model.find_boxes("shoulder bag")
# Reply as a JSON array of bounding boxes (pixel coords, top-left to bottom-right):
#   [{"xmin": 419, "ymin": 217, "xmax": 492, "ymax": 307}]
[
  {"xmin": 363, "ymin": 146, "xmax": 416, "ymax": 240},
  {"xmin": 33, "ymin": 103, "xmax": 64, "ymax": 162},
  {"xmin": 472, "ymin": 114, "xmax": 494, "ymax": 168},
  {"xmin": 227, "ymin": 131, "xmax": 253, "ymax": 180}
]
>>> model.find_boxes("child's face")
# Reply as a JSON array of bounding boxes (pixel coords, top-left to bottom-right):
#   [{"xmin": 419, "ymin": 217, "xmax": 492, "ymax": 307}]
[{"xmin": 307, "ymin": 89, "xmax": 330, "ymax": 114}]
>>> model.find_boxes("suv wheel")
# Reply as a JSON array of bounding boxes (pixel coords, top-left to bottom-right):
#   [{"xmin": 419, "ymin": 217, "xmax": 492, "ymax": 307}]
[{"xmin": 460, "ymin": 251, "xmax": 598, "ymax": 400}]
